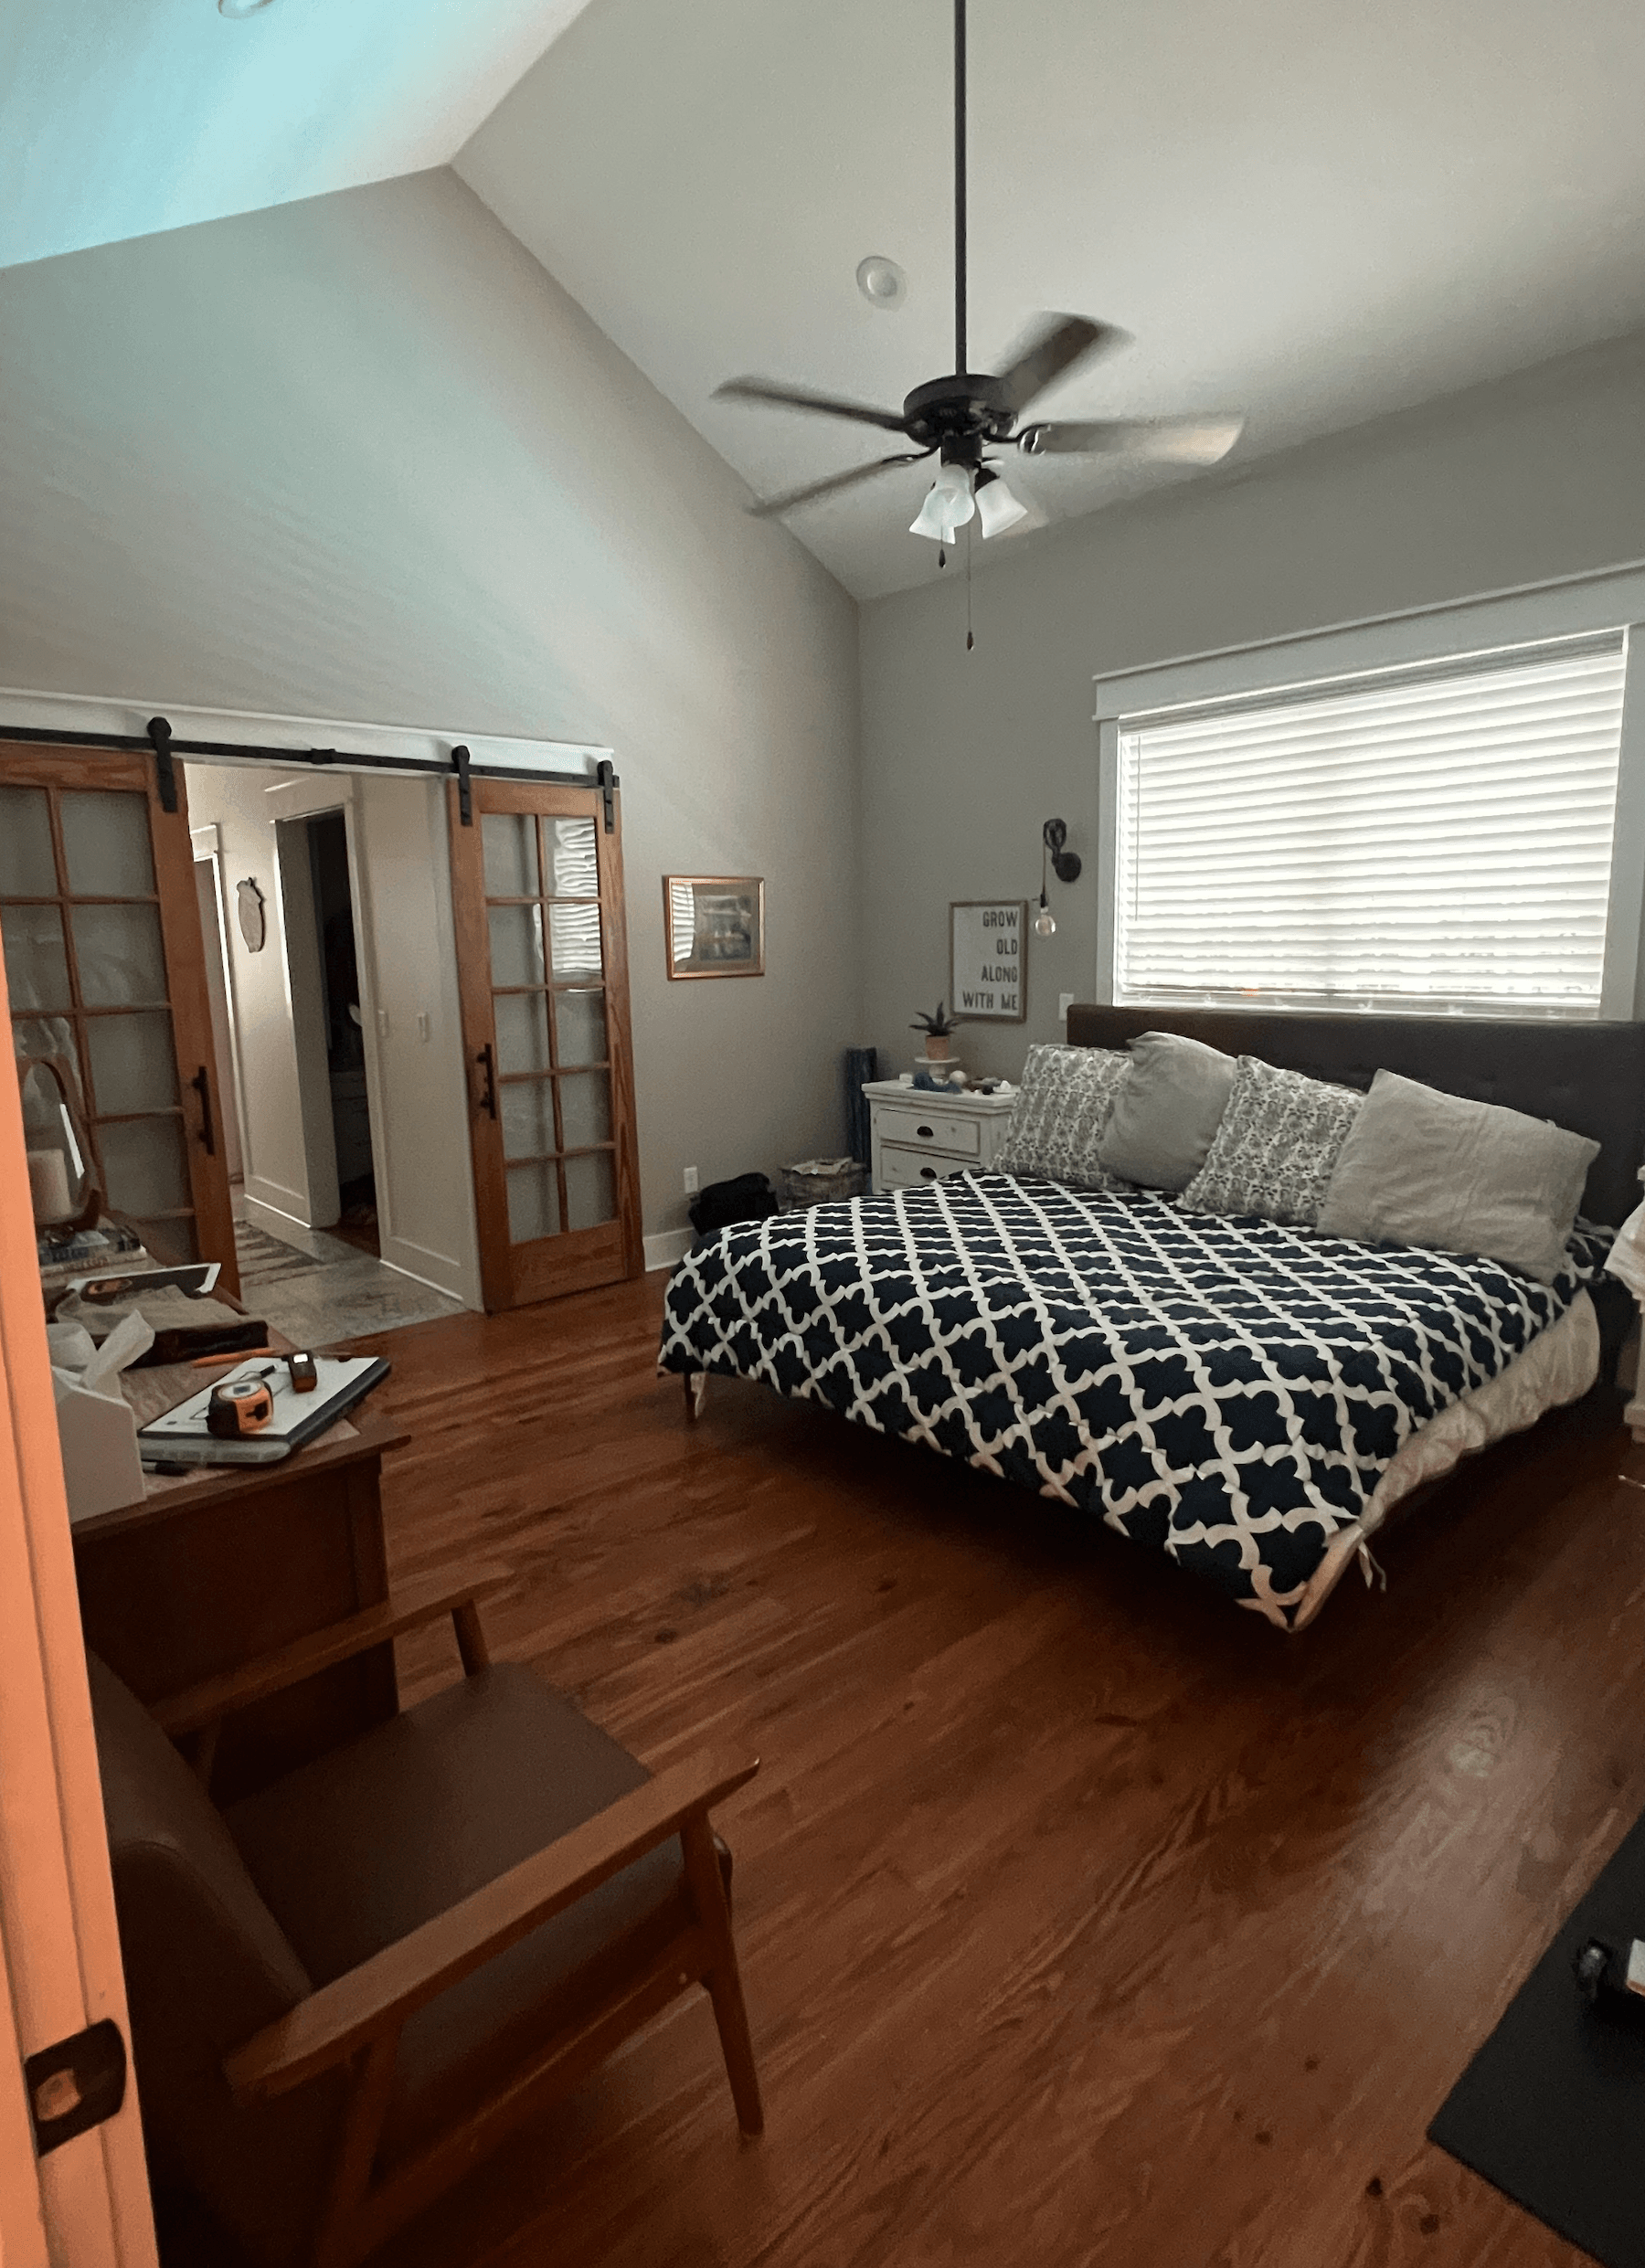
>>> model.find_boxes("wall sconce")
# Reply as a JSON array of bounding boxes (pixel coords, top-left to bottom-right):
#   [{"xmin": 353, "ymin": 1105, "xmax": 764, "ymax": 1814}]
[{"xmin": 1035, "ymin": 819, "xmax": 1082, "ymax": 936}]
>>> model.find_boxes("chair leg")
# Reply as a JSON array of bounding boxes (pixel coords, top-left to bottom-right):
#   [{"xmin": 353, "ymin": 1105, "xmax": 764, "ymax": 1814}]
[
  {"xmin": 683, "ymin": 1371, "xmax": 707, "ymax": 1421},
  {"xmin": 680, "ymin": 1815, "xmax": 763, "ymax": 2137}
]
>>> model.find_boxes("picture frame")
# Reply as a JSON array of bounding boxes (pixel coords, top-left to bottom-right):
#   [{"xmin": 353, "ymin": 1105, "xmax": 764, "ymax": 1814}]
[
  {"xmin": 950, "ymin": 899, "xmax": 1027, "ymax": 1022},
  {"xmin": 663, "ymin": 875, "xmax": 765, "ymax": 980}
]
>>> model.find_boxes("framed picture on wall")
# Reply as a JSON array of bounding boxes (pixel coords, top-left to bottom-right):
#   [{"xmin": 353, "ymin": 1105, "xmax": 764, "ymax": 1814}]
[
  {"xmin": 950, "ymin": 899, "xmax": 1027, "ymax": 1021},
  {"xmin": 663, "ymin": 875, "xmax": 766, "ymax": 979}
]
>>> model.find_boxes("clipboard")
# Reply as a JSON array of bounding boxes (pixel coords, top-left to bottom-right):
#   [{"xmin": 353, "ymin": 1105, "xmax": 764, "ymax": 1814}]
[{"xmin": 136, "ymin": 1354, "xmax": 391, "ymax": 1467}]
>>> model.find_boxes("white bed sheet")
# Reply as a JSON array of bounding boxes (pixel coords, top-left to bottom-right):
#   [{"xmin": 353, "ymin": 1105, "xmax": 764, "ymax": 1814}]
[{"xmin": 1287, "ymin": 1288, "xmax": 1599, "ymax": 1631}]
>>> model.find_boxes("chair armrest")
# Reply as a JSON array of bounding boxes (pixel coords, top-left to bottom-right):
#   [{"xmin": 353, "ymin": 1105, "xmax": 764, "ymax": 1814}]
[
  {"xmin": 151, "ymin": 1565, "xmax": 510, "ymax": 1740},
  {"xmin": 223, "ymin": 1745, "xmax": 759, "ymax": 2104}
]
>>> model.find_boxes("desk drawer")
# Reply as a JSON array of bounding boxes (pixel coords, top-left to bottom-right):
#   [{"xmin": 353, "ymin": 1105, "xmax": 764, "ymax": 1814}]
[
  {"xmin": 876, "ymin": 1105, "xmax": 981, "ymax": 1157},
  {"xmin": 878, "ymin": 1143, "xmax": 973, "ymax": 1191}
]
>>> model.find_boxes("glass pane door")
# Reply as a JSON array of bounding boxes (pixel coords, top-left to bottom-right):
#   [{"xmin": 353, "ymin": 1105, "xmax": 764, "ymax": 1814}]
[
  {"xmin": 0, "ymin": 758, "xmax": 236, "ymax": 1286},
  {"xmin": 453, "ymin": 780, "xmax": 640, "ymax": 1309}
]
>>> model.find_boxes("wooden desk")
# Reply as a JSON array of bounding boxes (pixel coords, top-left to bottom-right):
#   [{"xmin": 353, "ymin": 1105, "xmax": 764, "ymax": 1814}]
[{"xmin": 72, "ymin": 1366, "xmax": 408, "ymax": 1801}]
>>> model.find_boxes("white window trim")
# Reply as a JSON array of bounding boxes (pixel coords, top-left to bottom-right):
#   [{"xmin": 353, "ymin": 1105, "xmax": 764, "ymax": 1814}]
[{"xmin": 1092, "ymin": 564, "xmax": 1645, "ymax": 1020}]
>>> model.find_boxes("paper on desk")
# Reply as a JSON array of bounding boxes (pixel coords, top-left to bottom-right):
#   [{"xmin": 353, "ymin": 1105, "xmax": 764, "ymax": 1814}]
[{"xmin": 80, "ymin": 1309, "xmax": 154, "ymax": 1393}]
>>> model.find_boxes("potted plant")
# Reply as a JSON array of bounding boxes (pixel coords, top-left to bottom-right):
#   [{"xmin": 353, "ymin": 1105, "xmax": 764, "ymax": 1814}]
[{"xmin": 909, "ymin": 1002, "xmax": 963, "ymax": 1061}]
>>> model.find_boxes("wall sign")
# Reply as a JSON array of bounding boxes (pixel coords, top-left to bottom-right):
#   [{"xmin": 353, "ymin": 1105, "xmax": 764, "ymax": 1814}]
[{"xmin": 950, "ymin": 899, "xmax": 1026, "ymax": 1023}]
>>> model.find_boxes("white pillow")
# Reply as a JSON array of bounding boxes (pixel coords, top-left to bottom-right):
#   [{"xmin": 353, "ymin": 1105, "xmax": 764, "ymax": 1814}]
[
  {"xmin": 995, "ymin": 1045, "xmax": 1134, "ymax": 1191},
  {"xmin": 1178, "ymin": 1056, "xmax": 1364, "ymax": 1225},
  {"xmin": 1316, "ymin": 1069, "xmax": 1598, "ymax": 1285}
]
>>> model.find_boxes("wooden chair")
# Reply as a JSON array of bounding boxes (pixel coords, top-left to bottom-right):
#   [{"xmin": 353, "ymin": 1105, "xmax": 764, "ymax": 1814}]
[{"xmin": 88, "ymin": 1571, "xmax": 761, "ymax": 2268}]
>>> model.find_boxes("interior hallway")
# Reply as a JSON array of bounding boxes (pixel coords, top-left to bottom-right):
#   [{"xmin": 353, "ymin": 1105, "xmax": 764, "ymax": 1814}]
[{"xmin": 233, "ymin": 1213, "xmax": 466, "ymax": 1347}]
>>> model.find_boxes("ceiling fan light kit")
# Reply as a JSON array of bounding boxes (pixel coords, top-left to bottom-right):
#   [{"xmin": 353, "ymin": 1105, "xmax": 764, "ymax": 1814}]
[{"xmin": 716, "ymin": 0, "xmax": 1247, "ymax": 567}]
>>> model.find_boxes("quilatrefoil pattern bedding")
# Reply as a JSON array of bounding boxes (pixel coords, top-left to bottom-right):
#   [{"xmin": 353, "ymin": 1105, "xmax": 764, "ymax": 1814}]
[{"xmin": 658, "ymin": 1173, "xmax": 1609, "ymax": 1630}]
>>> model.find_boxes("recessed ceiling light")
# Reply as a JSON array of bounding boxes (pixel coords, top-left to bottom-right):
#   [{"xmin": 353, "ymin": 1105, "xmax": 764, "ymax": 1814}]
[
  {"xmin": 855, "ymin": 256, "xmax": 907, "ymax": 311},
  {"xmin": 218, "ymin": 0, "xmax": 277, "ymax": 16}
]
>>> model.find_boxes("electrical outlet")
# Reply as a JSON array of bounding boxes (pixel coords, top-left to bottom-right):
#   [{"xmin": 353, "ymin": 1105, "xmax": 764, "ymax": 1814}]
[
  {"xmin": 1058, "ymin": 992, "xmax": 1075, "ymax": 1022},
  {"xmin": 683, "ymin": 1166, "xmax": 700, "ymax": 1195}
]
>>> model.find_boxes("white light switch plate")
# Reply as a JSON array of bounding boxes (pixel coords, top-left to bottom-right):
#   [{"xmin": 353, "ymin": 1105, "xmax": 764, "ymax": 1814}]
[
  {"xmin": 683, "ymin": 1166, "xmax": 700, "ymax": 1195},
  {"xmin": 1058, "ymin": 993, "xmax": 1075, "ymax": 1022}
]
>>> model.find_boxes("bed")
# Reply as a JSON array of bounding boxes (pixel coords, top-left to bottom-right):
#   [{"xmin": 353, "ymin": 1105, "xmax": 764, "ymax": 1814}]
[{"xmin": 659, "ymin": 1007, "xmax": 1645, "ymax": 1629}]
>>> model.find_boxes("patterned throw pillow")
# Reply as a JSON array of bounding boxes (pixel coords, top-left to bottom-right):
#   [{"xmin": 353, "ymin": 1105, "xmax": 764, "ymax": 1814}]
[
  {"xmin": 1178, "ymin": 1055, "xmax": 1363, "ymax": 1225},
  {"xmin": 994, "ymin": 1044, "xmax": 1135, "ymax": 1191}
]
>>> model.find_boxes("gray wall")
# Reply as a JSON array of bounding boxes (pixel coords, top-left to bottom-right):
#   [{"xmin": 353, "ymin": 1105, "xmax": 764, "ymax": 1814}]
[
  {"xmin": 0, "ymin": 168, "xmax": 862, "ymax": 1240},
  {"xmin": 859, "ymin": 333, "xmax": 1645, "ymax": 1083}
]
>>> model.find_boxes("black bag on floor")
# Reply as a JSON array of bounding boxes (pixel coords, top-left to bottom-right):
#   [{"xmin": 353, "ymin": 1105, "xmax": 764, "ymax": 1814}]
[{"xmin": 688, "ymin": 1172, "xmax": 780, "ymax": 1235}]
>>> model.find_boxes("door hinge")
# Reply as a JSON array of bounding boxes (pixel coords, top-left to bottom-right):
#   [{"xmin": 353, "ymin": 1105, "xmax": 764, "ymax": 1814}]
[
  {"xmin": 451, "ymin": 742, "xmax": 472, "ymax": 827},
  {"xmin": 24, "ymin": 2019, "xmax": 127, "ymax": 2157},
  {"xmin": 596, "ymin": 758, "xmax": 616, "ymax": 834},
  {"xmin": 146, "ymin": 715, "xmax": 178, "ymax": 814}
]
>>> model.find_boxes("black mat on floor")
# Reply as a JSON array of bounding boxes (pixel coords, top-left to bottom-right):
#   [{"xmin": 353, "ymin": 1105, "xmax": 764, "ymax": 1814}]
[{"xmin": 1430, "ymin": 1806, "xmax": 1645, "ymax": 2268}]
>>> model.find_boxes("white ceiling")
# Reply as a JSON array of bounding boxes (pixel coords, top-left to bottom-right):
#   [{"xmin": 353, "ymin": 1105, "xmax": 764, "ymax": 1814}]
[
  {"xmin": 0, "ymin": 0, "xmax": 597, "ymax": 271},
  {"xmin": 9, "ymin": 0, "xmax": 1645, "ymax": 601},
  {"xmin": 456, "ymin": 0, "xmax": 1645, "ymax": 598}
]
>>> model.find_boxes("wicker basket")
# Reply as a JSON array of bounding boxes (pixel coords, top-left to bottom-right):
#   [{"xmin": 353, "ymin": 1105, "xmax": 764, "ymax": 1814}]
[{"xmin": 780, "ymin": 1156, "xmax": 869, "ymax": 1211}]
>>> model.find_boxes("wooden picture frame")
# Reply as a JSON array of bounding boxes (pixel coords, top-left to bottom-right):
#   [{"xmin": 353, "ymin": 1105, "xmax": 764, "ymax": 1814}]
[
  {"xmin": 663, "ymin": 876, "xmax": 765, "ymax": 980},
  {"xmin": 950, "ymin": 900, "xmax": 1027, "ymax": 1022}
]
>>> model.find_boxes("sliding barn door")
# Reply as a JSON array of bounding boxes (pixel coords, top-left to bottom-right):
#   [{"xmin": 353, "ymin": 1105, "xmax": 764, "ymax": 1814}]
[
  {"xmin": 449, "ymin": 779, "xmax": 642, "ymax": 1309},
  {"xmin": 0, "ymin": 745, "xmax": 238, "ymax": 1290}
]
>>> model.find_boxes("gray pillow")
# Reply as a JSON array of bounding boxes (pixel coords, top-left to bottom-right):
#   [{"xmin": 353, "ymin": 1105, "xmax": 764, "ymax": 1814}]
[
  {"xmin": 1095, "ymin": 1031, "xmax": 1236, "ymax": 1192},
  {"xmin": 995, "ymin": 1044, "xmax": 1134, "ymax": 1191},
  {"xmin": 1179, "ymin": 1055, "xmax": 1364, "ymax": 1226},
  {"xmin": 1316, "ymin": 1068, "xmax": 1598, "ymax": 1285}
]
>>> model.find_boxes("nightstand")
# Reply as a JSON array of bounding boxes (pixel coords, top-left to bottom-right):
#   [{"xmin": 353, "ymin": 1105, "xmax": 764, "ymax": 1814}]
[{"xmin": 863, "ymin": 1079, "xmax": 1018, "ymax": 1195}]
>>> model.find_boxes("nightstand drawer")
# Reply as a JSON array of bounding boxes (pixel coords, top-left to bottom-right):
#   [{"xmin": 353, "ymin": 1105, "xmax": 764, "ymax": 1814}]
[
  {"xmin": 878, "ymin": 1143, "xmax": 973, "ymax": 1191},
  {"xmin": 875, "ymin": 1105, "xmax": 981, "ymax": 1157}
]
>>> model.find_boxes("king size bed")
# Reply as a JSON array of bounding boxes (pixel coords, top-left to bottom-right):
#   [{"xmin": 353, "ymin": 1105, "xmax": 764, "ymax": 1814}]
[{"xmin": 659, "ymin": 1007, "xmax": 1645, "ymax": 1630}]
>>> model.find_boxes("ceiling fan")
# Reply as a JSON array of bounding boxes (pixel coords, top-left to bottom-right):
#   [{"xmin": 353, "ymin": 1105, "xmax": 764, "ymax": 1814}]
[{"xmin": 714, "ymin": 0, "xmax": 1245, "ymax": 546}]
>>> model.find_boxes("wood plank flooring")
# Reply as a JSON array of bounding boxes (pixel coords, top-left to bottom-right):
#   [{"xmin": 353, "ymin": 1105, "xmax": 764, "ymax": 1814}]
[{"xmin": 343, "ymin": 1274, "xmax": 1645, "ymax": 2268}]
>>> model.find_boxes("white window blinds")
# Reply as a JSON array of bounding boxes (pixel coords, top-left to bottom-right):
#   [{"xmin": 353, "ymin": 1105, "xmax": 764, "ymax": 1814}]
[{"xmin": 1114, "ymin": 631, "xmax": 1629, "ymax": 1014}]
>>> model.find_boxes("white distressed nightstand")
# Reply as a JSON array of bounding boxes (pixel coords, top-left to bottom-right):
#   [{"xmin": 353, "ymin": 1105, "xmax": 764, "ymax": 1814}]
[{"xmin": 864, "ymin": 1078, "xmax": 1018, "ymax": 1195}]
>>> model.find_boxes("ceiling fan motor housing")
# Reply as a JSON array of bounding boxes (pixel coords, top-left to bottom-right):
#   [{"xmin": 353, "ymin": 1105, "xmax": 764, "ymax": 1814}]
[{"xmin": 902, "ymin": 374, "xmax": 1015, "ymax": 459}]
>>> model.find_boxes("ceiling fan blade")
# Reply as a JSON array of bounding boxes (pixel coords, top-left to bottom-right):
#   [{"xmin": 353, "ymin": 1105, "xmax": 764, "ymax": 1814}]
[
  {"xmin": 715, "ymin": 376, "xmax": 911, "ymax": 435},
  {"xmin": 1017, "ymin": 414, "xmax": 1245, "ymax": 465},
  {"xmin": 992, "ymin": 315, "xmax": 1128, "ymax": 417},
  {"xmin": 748, "ymin": 450, "xmax": 935, "ymax": 518}
]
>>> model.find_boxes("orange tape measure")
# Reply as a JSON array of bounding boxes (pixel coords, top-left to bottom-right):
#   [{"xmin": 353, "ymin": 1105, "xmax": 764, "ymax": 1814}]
[{"xmin": 206, "ymin": 1377, "xmax": 275, "ymax": 1439}]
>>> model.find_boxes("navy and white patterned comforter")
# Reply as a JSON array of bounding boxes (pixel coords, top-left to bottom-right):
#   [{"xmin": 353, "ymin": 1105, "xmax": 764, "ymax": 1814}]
[{"xmin": 658, "ymin": 1173, "xmax": 1608, "ymax": 1628}]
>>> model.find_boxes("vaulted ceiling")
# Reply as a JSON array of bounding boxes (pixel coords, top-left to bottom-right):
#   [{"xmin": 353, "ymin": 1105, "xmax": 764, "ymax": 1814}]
[{"xmin": 9, "ymin": 0, "xmax": 1645, "ymax": 601}]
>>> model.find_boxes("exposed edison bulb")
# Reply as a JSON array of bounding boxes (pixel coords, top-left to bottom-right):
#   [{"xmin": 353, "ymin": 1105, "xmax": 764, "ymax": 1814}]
[{"xmin": 1035, "ymin": 894, "xmax": 1056, "ymax": 938}]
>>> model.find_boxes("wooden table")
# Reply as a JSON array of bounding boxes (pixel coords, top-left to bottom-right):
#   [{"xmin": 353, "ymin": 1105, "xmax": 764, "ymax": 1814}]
[{"xmin": 71, "ymin": 1351, "xmax": 408, "ymax": 1801}]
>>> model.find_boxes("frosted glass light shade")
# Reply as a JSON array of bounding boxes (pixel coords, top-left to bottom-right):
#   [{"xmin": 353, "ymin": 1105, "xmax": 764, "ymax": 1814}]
[
  {"xmin": 909, "ymin": 463, "xmax": 976, "ymax": 541},
  {"xmin": 976, "ymin": 474, "xmax": 1030, "ymax": 537}
]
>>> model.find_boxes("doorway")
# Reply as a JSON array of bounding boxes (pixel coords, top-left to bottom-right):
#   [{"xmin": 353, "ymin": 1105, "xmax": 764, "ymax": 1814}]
[{"xmin": 304, "ymin": 811, "xmax": 377, "ymax": 1256}]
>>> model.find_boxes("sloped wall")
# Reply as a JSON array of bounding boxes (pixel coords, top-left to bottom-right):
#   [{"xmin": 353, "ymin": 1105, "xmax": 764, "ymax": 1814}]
[{"xmin": 0, "ymin": 168, "xmax": 862, "ymax": 1245}]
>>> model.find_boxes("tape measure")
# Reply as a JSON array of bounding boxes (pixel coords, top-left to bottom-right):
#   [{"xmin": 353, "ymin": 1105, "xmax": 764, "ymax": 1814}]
[{"xmin": 206, "ymin": 1377, "xmax": 275, "ymax": 1439}]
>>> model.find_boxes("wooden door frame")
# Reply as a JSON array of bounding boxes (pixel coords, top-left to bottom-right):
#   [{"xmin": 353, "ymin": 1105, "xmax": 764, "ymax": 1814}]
[
  {"xmin": 448, "ymin": 779, "xmax": 642, "ymax": 1310},
  {"xmin": 0, "ymin": 942, "xmax": 160, "ymax": 2267},
  {"xmin": 0, "ymin": 741, "xmax": 239, "ymax": 1294}
]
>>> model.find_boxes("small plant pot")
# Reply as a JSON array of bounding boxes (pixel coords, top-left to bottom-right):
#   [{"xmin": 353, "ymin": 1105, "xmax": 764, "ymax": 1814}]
[{"xmin": 924, "ymin": 1033, "xmax": 950, "ymax": 1060}]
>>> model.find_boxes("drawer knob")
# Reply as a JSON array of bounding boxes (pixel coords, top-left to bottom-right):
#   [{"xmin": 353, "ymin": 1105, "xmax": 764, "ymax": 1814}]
[
  {"xmin": 916, "ymin": 1123, "xmax": 935, "ymax": 1139},
  {"xmin": 920, "ymin": 1165, "xmax": 937, "ymax": 1181}
]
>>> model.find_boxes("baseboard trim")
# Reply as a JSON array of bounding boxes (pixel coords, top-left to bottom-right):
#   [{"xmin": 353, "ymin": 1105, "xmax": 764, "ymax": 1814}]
[
  {"xmin": 377, "ymin": 1244, "xmax": 477, "ymax": 1310},
  {"xmin": 643, "ymin": 1227, "xmax": 693, "ymax": 1273}
]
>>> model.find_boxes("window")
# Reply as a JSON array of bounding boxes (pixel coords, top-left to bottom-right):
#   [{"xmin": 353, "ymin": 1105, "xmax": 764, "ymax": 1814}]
[{"xmin": 1097, "ymin": 581, "xmax": 1645, "ymax": 1020}]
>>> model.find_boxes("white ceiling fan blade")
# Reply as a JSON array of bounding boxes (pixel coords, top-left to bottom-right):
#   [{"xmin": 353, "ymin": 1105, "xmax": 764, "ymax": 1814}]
[{"xmin": 1017, "ymin": 414, "xmax": 1245, "ymax": 465}]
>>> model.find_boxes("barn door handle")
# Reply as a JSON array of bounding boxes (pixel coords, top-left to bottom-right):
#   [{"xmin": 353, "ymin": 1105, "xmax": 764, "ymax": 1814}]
[
  {"xmin": 475, "ymin": 1044, "xmax": 498, "ymax": 1120},
  {"xmin": 189, "ymin": 1065, "xmax": 216, "ymax": 1156}
]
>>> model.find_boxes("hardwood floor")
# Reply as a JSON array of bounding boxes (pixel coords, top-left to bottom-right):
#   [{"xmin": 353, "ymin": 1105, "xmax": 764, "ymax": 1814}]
[{"xmin": 341, "ymin": 1273, "xmax": 1645, "ymax": 2268}]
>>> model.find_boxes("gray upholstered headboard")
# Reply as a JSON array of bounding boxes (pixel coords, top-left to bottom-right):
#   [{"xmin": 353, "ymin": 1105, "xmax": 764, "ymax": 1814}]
[{"xmin": 1064, "ymin": 1004, "xmax": 1645, "ymax": 1228}]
